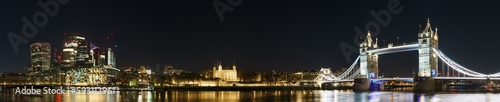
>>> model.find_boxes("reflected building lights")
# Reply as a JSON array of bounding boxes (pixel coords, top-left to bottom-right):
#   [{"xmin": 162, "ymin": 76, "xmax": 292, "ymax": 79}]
[
  {"xmin": 333, "ymin": 90, "xmax": 339, "ymax": 102},
  {"xmin": 419, "ymin": 94, "xmax": 425, "ymax": 102}
]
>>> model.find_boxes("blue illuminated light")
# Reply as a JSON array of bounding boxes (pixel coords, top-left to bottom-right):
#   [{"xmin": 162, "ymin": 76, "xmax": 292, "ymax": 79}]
[
  {"xmin": 431, "ymin": 69, "xmax": 437, "ymax": 77},
  {"xmin": 368, "ymin": 72, "xmax": 375, "ymax": 79}
]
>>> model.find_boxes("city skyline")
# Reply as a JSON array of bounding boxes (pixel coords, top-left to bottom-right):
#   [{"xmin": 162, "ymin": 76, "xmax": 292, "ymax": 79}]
[{"xmin": 2, "ymin": 0, "xmax": 500, "ymax": 77}]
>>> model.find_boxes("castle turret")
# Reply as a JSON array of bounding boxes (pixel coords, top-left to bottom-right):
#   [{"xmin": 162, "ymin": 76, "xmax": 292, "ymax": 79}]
[
  {"xmin": 232, "ymin": 61, "xmax": 236, "ymax": 70},
  {"xmin": 218, "ymin": 61, "xmax": 222, "ymax": 70},
  {"xmin": 213, "ymin": 62, "xmax": 217, "ymax": 71}
]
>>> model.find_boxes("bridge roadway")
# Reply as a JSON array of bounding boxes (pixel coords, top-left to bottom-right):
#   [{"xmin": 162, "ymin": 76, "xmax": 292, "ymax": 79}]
[
  {"xmin": 331, "ymin": 77, "xmax": 500, "ymax": 83},
  {"xmin": 320, "ymin": 77, "xmax": 500, "ymax": 91},
  {"xmin": 366, "ymin": 43, "xmax": 418, "ymax": 55}
]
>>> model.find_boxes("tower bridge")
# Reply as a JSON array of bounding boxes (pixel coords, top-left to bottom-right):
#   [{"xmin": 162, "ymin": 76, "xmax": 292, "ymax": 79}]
[{"xmin": 316, "ymin": 19, "xmax": 500, "ymax": 92}]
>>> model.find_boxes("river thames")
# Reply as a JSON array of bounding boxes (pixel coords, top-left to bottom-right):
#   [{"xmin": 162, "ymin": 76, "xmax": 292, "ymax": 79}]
[{"xmin": 1, "ymin": 89, "xmax": 500, "ymax": 102}]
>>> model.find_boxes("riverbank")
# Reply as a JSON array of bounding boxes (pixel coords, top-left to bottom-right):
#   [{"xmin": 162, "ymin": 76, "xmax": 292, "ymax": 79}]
[{"xmin": 4, "ymin": 85, "xmax": 500, "ymax": 92}]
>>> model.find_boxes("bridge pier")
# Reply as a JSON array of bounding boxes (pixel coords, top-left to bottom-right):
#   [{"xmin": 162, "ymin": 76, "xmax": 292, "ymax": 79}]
[
  {"xmin": 353, "ymin": 78, "xmax": 370, "ymax": 91},
  {"xmin": 320, "ymin": 83, "xmax": 333, "ymax": 90},
  {"xmin": 434, "ymin": 80, "xmax": 444, "ymax": 92},
  {"xmin": 413, "ymin": 77, "xmax": 435, "ymax": 92}
]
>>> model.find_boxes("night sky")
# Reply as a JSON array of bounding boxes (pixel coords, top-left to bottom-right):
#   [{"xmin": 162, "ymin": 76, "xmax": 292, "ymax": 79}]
[{"xmin": 1, "ymin": 0, "xmax": 499, "ymax": 77}]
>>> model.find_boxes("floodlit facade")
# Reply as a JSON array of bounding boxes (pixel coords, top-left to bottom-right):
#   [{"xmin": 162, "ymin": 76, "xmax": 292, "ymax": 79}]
[
  {"xmin": 212, "ymin": 61, "xmax": 238, "ymax": 81},
  {"xmin": 30, "ymin": 42, "xmax": 51, "ymax": 71},
  {"xmin": 29, "ymin": 42, "xmax": 51, "ymax": 84},
  {"xmin": 104, "ymin": 48, "xmax": 116, "ymax": 68},
  {"xmin": 164, "ymin": 65, "xmax": 184, "ymax": 75},
  {"xmin": 62, "ymin": 33, "xmax": 88, "ymax": 67},
  {"xmin": 67, "ymin": 67, "xmax": 109, "ymax": 86},
  {"xmin": 418, "ymin": 19, "xmax": 439, "ymax": 77},
  {"xmin": 359, "ymin": 31, "xmax": 379, "ymax": 78},
  {"xmin": 61, "ymin": 33, "xmax": 120, "ymax": 86}
]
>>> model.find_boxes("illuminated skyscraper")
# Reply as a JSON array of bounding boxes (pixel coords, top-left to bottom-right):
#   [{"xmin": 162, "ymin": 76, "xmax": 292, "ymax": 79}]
[
  {"xmin": 58, "ymin": 33, "xmax": 120, "ymax": 85},
  {"xmin": 107, "ymin": 48, "xmax": 116, "ymax": 68},
  {"xmin": 98, "ymin": 54, "xmax": 106, "ymax": 66},
  {"xmin": 30, "ymin": 42, "xmax": 51, "ymax": 84},
  {"xmin": 75, "ymin": 35, "xmax": 90, "ymax": 67},
  {"xmin": 30, "ymin": 42, "xmax": 51, "ymax": 72},
  {"xmin": 62, "ymin": 33, "xmax": 78, "ymax": 67},
  {"xmin": 62, "ymin": 33, "xmax": 91, "ymax": 68},
  {"xmin": 89, "ymin": 43, "xmax": 100, "ymax": 66}
]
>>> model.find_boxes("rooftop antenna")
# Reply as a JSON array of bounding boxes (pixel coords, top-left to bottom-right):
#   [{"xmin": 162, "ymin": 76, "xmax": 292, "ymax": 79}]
[
  {"xmin": 54, "ymin": 48, "xmax": 57, "ymax": 62},
  {"xmin": 110, "ymin": 33, "xmax": 116, "ymax": 48},
  {"xmin": 396, "ymin": 36, "xmax": 399, "ymax": 44},
  {"xmin": 63, "ymin": 33, "xmax": 67, "ymax": 44},
  {"xmin": 106, "ymin": 35, "xmax": 109, "ymax": 50}
]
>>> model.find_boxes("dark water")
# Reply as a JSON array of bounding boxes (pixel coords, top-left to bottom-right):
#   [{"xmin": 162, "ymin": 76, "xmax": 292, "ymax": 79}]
[{"xmin": 1, "ymin": 90, "xmax": 500, "ymax": 102}]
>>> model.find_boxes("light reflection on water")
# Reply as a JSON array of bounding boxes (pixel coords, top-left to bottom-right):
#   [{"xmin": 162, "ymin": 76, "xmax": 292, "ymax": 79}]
[{"xmin": 2, "ymin": 90, "xmax": 500, "ymax": 102}]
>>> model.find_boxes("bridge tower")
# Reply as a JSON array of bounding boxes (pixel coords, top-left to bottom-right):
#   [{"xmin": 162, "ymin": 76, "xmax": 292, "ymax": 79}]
[
  {"xmin": 415, "ymin": 18, "xmax": 439, "ymax": 92},
  {"xmin": 354, "ymin": 31, "xmax": 378, "ymax": 91},
  {"xmin": 418, "ymin": 18, "xmax": 439, "ymax": 77},
  {"xmin": 359, "ymin": 31, "xmax": 379, "ymax": 79}
]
